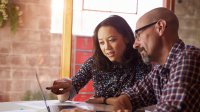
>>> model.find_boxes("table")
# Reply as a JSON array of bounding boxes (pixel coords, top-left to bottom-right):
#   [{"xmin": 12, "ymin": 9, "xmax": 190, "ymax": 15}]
[
  {"xmin": 0, "ymin": 100, "xmax": 114, "ymax": 112},
  {"xmin": 0, "ymin": 100, "xmax": 156, "ymax": 112}
]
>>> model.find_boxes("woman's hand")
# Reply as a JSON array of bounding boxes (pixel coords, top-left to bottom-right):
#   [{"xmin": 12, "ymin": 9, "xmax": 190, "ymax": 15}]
[
  {"xmin": 46, "ymin": 78, "xmax": 72, "ymax": 95},
  {"xmin": 85, "ymin": 95, "xmax": 132, "ymax": 112},
  {"xmin": 60, "ymin": 108, "xmax": 94, "ymax": 112},
  {"xmin": 85, "ymin": 97, "xmax": 104, "ymax": 104},
  {"xmin": 105, "ymin": 97, "xmax": 118, "ymax": 105}
]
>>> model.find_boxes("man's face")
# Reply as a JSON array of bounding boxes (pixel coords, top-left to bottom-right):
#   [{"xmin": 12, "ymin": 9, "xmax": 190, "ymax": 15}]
[{"xmin": 133, "ymin": 21, "xmax": 159, "ymax": 64}]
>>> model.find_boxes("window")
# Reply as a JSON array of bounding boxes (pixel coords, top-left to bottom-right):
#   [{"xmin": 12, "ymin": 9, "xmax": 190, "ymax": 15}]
[
  {"xmin": 54, "ymin": 0, "xmax": 164, "ymax": 77},
  {"xmin": 51, "ymin": 0, "xmax": 64, "ymax": 33},
  {"xmin": 83, "ymin": 0, "xmax": 137, "ymax": 14},
  {"xmin": 51, "ymin": 0, "xmax": 163, "ymax": 35},
  {"xmin": 74, "ymin": 0, "xmax": 163, "ymax": 36}
]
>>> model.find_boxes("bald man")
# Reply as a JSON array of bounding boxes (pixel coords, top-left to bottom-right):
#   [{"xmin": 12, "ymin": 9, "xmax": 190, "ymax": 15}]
[{"xmin": 112, "ymin": 7, "xmax": 200, "ymax": 111}]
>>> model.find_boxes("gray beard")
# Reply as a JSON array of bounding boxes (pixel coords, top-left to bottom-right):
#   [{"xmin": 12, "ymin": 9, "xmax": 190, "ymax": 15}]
[{"xmin": 142, "ymin": 56, "xmax": 151, "ymax": 65}]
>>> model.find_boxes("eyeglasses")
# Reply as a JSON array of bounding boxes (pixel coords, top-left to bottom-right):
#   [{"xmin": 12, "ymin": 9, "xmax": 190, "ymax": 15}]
[{"xmin": 134, "ymin": 21, "xmax": 158, "ymax": 39}]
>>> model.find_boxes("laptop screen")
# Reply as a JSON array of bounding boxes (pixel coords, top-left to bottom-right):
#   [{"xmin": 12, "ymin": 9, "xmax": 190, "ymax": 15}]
[{"xmin": 35, "ymin": 72, "xmax": 51, "ymax": 112}]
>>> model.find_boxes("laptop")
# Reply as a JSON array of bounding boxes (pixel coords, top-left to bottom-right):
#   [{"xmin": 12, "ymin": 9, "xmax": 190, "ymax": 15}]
[
  {"xmin": 36, "ymin": 72, "xmax": 114, "ymax": 112},
  {"xmin": 35, "ymin": 72, "xmax": 77, "ymax": 112}
]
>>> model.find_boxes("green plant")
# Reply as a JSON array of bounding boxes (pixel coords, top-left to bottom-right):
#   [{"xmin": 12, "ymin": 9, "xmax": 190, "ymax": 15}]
[{"xmin": 0, "ymin": 0, "xmax": 22, "ymax": 32}]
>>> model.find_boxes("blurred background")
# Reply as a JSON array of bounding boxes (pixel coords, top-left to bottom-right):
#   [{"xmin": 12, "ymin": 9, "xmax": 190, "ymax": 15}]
[{"xmin": 0, "ymin": 0, "xmax": 199, "ymax": 102}]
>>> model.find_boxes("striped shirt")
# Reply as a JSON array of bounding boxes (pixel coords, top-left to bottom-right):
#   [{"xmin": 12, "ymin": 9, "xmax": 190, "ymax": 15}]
[{"xmin": 123, "ymin": 39, "xmax": 200, "ymax": 112}]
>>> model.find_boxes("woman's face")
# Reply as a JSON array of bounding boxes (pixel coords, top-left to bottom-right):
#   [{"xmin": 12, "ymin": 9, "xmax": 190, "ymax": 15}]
[{"xmin": 98, "ymin": 26, "xmax": 127, "ymax": 63}]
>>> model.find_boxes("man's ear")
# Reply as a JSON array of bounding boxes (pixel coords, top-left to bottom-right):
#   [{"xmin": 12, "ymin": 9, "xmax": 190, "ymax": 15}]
[{"xmin": 156, "ymin": 19, "xmax": 167, "ymax": 36}]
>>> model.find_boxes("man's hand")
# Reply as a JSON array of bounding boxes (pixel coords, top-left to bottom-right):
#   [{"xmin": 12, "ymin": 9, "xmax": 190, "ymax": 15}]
[{"xmin": 113, "ymin": 94, "xmax": 132, "ymax": 111}]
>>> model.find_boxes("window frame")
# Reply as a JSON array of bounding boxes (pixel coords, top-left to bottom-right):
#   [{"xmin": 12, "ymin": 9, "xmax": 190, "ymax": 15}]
[{"xmin": 61, "ymin": 0, "xmax": 175, "ymax": 77}]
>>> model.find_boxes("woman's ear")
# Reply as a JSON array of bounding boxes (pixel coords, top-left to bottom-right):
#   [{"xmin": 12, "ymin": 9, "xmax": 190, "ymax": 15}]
[{"xmin": 156, "ymin": 19, "xmax": 167, "ymax": 36}]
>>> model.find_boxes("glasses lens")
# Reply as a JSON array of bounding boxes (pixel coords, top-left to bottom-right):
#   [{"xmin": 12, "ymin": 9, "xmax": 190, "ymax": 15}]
[{"xmin": 134, "ymin": 21, "xmax": 158, "ymax": 40}]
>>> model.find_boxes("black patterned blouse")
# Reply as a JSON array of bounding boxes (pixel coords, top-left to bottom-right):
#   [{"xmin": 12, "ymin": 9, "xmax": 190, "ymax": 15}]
[{"xmin": 71, "ymin": 57, "xmax": 150, "ymax": 98}]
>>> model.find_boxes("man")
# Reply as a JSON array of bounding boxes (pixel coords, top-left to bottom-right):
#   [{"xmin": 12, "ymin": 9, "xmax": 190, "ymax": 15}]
[{"xmin": 113, "ymin": 7, "xmax": 200, "ymax": 111}]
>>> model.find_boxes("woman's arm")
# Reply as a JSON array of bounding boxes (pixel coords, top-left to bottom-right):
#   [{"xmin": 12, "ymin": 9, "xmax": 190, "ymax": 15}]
[{"xmin": 86, "ymin": 95, "xmax": 132, "ymax": 111}]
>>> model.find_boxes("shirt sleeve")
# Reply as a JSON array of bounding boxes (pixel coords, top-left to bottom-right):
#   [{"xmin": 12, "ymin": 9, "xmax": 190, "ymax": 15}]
[
  {"xmin": 122, "ymin": 71, "xmax": 157, "ymax": 111},
  {"xmin": 71, "ymin": 57, "xmax": 93, "ymax": 93},
  {"xmin": 154, "ymin": 51, "xmax": 200, "ymax": 112},
  {"xmin": 68, "ymin": 85, "xmax": 77, "ymax": 100}
]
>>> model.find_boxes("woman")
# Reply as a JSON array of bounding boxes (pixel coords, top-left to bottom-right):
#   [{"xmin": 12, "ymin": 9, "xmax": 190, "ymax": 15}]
[{"xmin": 46, "ymin": 15, "xmax": 150, "ymax": 104}]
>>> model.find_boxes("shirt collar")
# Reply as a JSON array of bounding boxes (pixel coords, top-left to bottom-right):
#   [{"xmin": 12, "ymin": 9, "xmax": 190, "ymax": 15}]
[{"xmin": 163, "ymin": 39, "xmax": 185, "ymax": 69}]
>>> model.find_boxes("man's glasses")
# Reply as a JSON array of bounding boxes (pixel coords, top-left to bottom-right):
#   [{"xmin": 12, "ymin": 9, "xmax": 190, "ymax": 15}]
[{"xmin": 134, "ymin": 21, "xmax": 158, "ymax": 39}]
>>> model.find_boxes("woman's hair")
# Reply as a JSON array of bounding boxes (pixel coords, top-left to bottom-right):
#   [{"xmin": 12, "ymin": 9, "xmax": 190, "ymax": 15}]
[{"xmin": 92, "ymin": 15, "xmax": 142, "ymax": 71}]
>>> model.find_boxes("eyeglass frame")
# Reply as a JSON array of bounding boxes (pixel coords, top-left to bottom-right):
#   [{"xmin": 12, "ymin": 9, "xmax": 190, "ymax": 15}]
[{"xmin": 134, "ymin": 21, "xmax": 158, "ymax": 40}]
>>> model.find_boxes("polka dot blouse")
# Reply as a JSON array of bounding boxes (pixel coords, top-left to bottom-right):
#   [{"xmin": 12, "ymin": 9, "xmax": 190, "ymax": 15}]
[{"xmin": 71, "ymin": 57, "xmax": 151, "ymax": 98}]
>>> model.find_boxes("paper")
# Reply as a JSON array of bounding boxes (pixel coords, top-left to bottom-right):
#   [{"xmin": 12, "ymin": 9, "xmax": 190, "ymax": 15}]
[{"xmin": 2, "ymin": 109, "xmax": 35, "ymax": 112}]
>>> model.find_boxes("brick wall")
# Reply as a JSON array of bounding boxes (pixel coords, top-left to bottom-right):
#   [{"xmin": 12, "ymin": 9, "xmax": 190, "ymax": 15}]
[
  {"xmin": 0, "ymin": 0, "xmax": 61, "ymax": 101},
  {"xmin": 175, "ymin": 0, "xmax": 200, "ymax": 48}
]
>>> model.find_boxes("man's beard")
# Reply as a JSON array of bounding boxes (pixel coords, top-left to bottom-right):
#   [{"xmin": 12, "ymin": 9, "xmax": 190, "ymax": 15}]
[
  {"xmin": 138, "ymin": 47, "xmax": 151, "ymax": 65},
  {"xmin": 142, "ymin": 55, "xmax": 151, "ymax": 65}
]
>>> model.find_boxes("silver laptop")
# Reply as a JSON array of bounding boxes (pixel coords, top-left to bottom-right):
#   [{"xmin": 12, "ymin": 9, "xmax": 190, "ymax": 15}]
[
  {"xmin": 36, "ymin": 72, "xmax": 78, "ymax": 112},
  {"xmin": 36, "ymin": 72, "xmax": 114, "ymax": 112}
]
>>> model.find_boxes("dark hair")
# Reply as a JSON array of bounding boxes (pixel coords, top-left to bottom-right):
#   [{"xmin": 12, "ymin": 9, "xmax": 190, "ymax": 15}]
[{"xmin": 92, "ymin": 15, "xmax": 142, "ymax": 71}]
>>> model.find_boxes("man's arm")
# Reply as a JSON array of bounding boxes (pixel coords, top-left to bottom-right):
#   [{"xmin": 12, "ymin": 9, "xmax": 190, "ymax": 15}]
[
  {"xmin": 114, "ymin": 72, "xmax": 157, "ymax": 111},
  {"xmin": 155, "ymin": 53, "xmax": 200, "ymax": 112}
]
